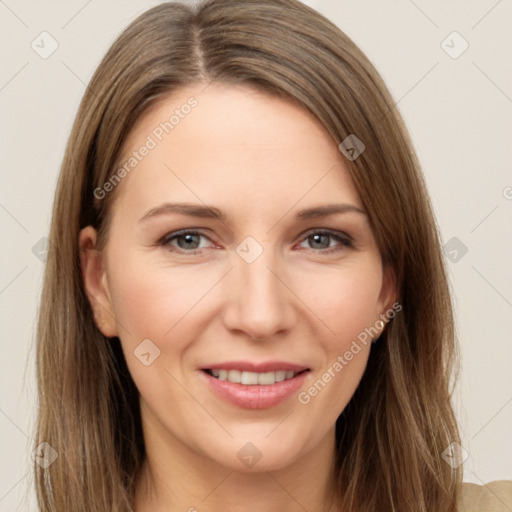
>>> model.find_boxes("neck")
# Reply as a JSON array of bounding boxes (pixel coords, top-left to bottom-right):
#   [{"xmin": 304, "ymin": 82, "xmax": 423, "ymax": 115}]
[{"xmin": 134, "ymin": 410, "xmax": 341, "ymax": 511}]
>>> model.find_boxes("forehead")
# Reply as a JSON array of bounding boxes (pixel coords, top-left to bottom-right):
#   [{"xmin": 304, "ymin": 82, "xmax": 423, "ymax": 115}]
[{"xmin": 110, "ymin": 82, "xmax": 363, "ymax": 223}]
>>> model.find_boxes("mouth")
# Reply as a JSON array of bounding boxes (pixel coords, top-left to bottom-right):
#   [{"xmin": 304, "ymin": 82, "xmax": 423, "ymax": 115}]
[
  {"xmin": 203, "ymin": 368, "xmax": 309, "ymax": 386},
  {"xmin": 200, "ymin": 363, "xmax": 311, "ymax": 409}
]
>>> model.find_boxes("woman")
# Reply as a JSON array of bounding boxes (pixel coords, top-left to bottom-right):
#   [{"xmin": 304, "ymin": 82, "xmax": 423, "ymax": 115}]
[{"xmin": 33, "ymin": 0, "xmax": 512, "ymax": 510}]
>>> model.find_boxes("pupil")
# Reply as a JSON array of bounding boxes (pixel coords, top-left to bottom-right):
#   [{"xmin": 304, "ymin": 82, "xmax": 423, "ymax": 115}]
[
  {"xmin": 179, "ymin": 234, "xmax": 199, "ymax": 249},
  {"xmin": 311, "ymin": 234, "xmax": 328, "ymax": 249}
]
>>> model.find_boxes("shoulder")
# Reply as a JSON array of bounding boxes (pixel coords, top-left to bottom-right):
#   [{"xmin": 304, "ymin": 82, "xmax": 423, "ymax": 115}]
[{"xmin": 461, "ymin": 480, "xmax": 512, "ymax": 511}]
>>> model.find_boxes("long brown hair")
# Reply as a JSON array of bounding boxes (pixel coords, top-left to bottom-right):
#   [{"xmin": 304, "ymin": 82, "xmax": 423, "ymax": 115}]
[{"xmin": 34, "ymin": 1, "xmax": 463, "ymax": 510}]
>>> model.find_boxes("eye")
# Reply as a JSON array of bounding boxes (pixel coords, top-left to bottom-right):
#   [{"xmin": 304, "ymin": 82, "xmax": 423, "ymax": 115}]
[
  {"xmin": 297, "ymin": 229, "xmax": 353, "ymax": 254},
  {"xmin": 159, "ymin": 230, "xmax": 214, "ymax": 253},
  {"xmin": 159, "ymin": 228, "xmax": 353, "ymax": 255}
]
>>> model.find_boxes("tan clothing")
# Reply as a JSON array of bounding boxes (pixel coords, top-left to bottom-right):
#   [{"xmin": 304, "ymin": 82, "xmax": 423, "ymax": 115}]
[{"xmin": 461, "ymin": 480, "xmax": 512, "ymax": 511}]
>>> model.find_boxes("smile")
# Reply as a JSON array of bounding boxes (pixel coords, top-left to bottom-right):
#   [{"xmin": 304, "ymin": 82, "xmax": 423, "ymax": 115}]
[{"xmin": 200, "ymin": 364, "xmax": 311, "ymax": 409}]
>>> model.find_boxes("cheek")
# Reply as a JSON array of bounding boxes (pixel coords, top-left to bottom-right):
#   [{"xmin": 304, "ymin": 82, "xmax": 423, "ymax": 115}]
[
  {"xmin": 107, "ymin": 252, "xmax": 212, "ymax": 341},
  {"xmin": 292, "ymin": 260, "xmax": 384, "ymax": 342},
  {"xmin": 291, "ymin": 263, "xmax": 381, "ymax": 412},
  {"xmin": 105, "ymin": 255, "xmax": 207, "ymax": 404}
]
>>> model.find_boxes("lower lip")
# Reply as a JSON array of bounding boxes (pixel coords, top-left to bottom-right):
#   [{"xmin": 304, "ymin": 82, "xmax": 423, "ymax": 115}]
[{"xmin": 201, "ymin": 370, "xmax": 310, "ymax": 409}]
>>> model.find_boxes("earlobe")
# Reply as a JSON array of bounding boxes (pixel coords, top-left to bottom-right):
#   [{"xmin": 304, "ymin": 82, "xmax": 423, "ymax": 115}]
[
  {"xmin": 380, "ymin": 264, "xmax": 398, "ymax": 312},
  {"xmin": 78, "ymin": 226, "xmax": 119, "ymax": 338}
]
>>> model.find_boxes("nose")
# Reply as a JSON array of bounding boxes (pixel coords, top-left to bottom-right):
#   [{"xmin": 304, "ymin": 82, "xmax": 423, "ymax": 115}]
[{"xmin": 221, "ymin": 248, "xmax": 296, "ymax": 341}]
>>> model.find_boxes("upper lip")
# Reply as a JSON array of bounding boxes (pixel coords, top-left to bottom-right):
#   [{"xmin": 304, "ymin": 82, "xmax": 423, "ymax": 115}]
[{"xmin": 202, "ymin": 361, "xmax": 310, "ymax": 373}]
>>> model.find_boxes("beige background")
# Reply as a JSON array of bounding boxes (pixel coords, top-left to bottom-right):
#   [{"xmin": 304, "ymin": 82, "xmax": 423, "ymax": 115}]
[{"xmin": 1, "ymin": 0, "xmax": 511, "ymax": 509}]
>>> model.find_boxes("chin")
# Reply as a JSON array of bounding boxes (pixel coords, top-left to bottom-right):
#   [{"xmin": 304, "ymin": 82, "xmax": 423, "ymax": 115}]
[{"xmin": 202, "ymin": 435, "xmax": 308, "ymax": 473}]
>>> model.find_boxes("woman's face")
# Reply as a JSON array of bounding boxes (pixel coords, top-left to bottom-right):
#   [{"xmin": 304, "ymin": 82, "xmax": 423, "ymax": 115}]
[{"xmin": 80, "ymin": 82, "xmax": 396, "ymax": 472}]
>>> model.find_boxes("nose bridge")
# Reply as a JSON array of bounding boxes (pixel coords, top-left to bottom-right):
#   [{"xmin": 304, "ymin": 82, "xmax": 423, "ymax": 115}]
[{"xmin": 223, "ymin": 239, "xmax": 294, "ymax": 339}]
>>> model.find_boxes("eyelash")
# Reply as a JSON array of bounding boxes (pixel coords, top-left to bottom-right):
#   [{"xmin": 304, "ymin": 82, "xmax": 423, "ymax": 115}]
[{"xmin": 158, "ymin": 229, "xmax": 354, "ymax": 255}]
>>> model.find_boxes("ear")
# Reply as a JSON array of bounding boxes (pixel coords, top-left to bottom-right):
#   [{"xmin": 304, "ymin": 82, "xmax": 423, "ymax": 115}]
[
  {"xmin": 375, "ymin": 263, "xmax": 399, "ymax": 335},
  {"xmin": 78, "ymin": 226, "xmax": 119, "ymax": 337}
]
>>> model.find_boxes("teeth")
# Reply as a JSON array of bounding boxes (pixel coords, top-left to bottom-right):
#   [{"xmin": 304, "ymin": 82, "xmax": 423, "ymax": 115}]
[
  {"xmin": 228, "ymin": 369, "xmax": 241, "ymax": 383},
  {"xmin": 209, "ymin": 369, "xmax": 301, "ymax": 385},
  {"xmin": 257, "ymin": 372, "xmax": 275, "ymax": 385},
  {"xmin": 241, "ymin": 371, "xmax": 259, "ymax": 385},
  {"xmin": 275, "ymin": 370, "xmax": 286, "ymax": 382}
]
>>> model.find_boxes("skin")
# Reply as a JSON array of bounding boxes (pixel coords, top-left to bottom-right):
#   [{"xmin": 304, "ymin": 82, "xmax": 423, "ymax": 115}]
[{"xmin": 79, "ymin": 82, "xmax": 396, "ymax": 512}]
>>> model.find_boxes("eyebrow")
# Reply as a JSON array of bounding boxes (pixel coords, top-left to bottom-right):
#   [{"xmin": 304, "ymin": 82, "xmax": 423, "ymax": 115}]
[{"xmin": 138, "ymin": 202, "xmax": 367, "ymax": 223}]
